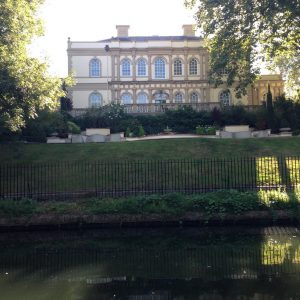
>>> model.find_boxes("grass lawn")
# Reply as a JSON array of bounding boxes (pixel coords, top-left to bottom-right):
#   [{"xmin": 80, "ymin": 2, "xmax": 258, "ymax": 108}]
[
  {"xmin": 1, "ymin": 137, "xmax": 300, "ymax": 163},
  {"xmin": 1, "ymin": 138, "xmax": 300, "ymax": 199}
]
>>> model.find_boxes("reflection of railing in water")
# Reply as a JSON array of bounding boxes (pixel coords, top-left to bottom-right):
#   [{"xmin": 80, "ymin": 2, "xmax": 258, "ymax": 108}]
[{"xmin": 1, "ymin": 246, "xmax": 300, "ymax": 281}]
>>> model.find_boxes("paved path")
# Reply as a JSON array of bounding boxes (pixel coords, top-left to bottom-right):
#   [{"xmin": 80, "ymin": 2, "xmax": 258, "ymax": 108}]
[{"xmin": 126, "ymin": 134, "xmax": 217, "ymax": 141}]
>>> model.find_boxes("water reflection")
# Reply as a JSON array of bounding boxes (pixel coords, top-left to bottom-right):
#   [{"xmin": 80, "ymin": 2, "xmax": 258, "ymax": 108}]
[{"xmin": 0, "ymin": 227, "xmax": 300, "ymax": 300}]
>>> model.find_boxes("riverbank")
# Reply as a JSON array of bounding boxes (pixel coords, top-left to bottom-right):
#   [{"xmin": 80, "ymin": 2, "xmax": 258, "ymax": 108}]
[
  {"xmin": 0, "ymin": 190, "xmax": 299, "ymax": 230},
  {"xmin": 0, "ymin": 210, "xmax": 299, "ymax": 231}
]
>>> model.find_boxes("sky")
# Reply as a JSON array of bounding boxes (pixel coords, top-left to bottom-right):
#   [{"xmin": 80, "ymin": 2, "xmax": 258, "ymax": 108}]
[{"xmin": 30, "ymin": 0, "xmax": 198, "ymax": 77}]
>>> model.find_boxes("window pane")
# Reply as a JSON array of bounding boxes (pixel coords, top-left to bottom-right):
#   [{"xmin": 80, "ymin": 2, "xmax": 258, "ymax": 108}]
[
  {"xmin": 190, "ymin": 92, "xmax": 199, "ymax": 103},
  {"xmin": 121, "ymin": 93, "xmax": 133, "ymax": 104},
  {"xmin": 174, "ymin": 93, "xmax": 183, "ymax": 103},
  {"xmin": 219, "ymin": 90, "xmax": 231, "ymax": 106},
  {"xmin": 189, "ymin": 59, "xmax": 197, "ymax": 75},
  {"xmin": 137, "ymin": 59, "xmax": 147, "ymax": 76},
  {"xmin": 154, "ymin": 58, "xmax": 165, "ymax": 79},
  {"xmin": 90, "ymin": 59, "xmax": 100, "ymax": 77},
  {"xmin": 174, "ymin": 59, "xmax": 182, "ymax": 76},
  {"xmin": 89, "ymin": 93, "xmax": 102, "ymax": 107},
  {"xmin": 122, "ymin": 59, "xmax": 131, "ymax": 76},
  {"xmin": 137, "ymin": 93, "xmax": 148, "ymax": 104}
]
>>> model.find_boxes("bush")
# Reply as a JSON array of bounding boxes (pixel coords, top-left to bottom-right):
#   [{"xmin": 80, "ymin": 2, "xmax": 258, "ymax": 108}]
[
  {"xmin": 196, "ymin": 125, "xmax": 216, "ymax": 135},
  {"xmin": 74, "ymin": 103, "xmax": 126, "ymax": 133},
  {"xmin": 125, "ymin": 127, "xmax": 131, "ymax": 137},
  {"xmin": 292, "ymin": 130, "xmax": 300, "ymax": 136},
  {"xmin": 138, "ymin": 125, "xmax": 145, "ymax": 137},
  {"xmin": 67, "ymin": 121, "xmax": 81, "ymax": 134}
]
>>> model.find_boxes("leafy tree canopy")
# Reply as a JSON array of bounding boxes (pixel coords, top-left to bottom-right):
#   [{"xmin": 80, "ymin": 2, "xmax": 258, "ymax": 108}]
[
  {"xmin": 185, "ymin": 0, "xmax": 300, "ymax": 98},
  {"xmin": 0, "ymin": 0, "xmax": 67, "ymax": 132}
]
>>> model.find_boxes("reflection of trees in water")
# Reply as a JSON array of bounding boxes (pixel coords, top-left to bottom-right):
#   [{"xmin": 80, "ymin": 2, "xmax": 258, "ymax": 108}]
[
  {"xmin": 0, "ymin": 230, "xmax": 300, "ymax": 299},
  {"xmin": 1, "ymin": 241, "xmax": 300, "ymax": 281}
]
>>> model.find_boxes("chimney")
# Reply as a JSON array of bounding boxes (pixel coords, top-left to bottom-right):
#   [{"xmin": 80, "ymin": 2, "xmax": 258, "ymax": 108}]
[
  {"xmin": 116, "ymin": 25, "xmax": 130, "ymax": 37},
  {"xmin": 182, "ymin": 24, "xmax": 195, "ymax": 36}
]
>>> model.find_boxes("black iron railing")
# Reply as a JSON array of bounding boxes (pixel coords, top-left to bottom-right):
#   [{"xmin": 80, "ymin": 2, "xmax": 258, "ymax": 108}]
[{"xmin": 0, "ymin": 156, "xmax": 299, "ymax": 200}]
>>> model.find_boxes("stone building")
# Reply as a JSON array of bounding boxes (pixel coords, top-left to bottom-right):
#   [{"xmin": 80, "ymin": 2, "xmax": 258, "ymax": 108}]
[{"xmin": 67, "ymin": 25, "xmax": 284, "ymax": 113}]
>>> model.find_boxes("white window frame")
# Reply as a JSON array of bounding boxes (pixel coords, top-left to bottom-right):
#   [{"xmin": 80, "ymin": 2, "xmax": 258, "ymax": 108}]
[
  {"xmin": 121, "ymin": 92, "xmax": 133, "ymax": 104},
  {"xmin": 219, "ymin": 90, "xmax": 231, "ymax": 106},
  {"xmin": 137, "ymin": 58, "xmax": 147, "ymax": 77},
  {"xmin": 189, "ymin": 58, "xmax": 198, "ymax": 75},
  {"xmin": 137, "ymin": 92, "xmax": 148, "ymax": 104},
  {"xmin": 174, "ymin": 59, "xmax": 182, "ymax": 76},
  {"xmin": 89, "ymin": 58, "xmax": 101, "ymax": 77},
  {"xmin": 190, "ymin": 92, "xmax": 199, "ymax": 103},
  {"xmin": 174, "ymin": 92, "xmax": 183, "ymax": 103},
  {"xmin": 121, "ymin": 59, "xmax": 131, "ymax": 77},
  {"xmin": 89, "ymin": 92, "xmax": 102, "ymax": 107},
  {"xmin": 154, "ymin": 57, "xmax": 166, "ymax": 79}
]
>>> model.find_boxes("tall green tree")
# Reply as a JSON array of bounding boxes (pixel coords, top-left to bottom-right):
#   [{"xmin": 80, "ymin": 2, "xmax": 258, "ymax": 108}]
[
  {"xmin": 0, "ymin": 0, "xmax": 65, "ymax": 132},
  {"xmin": 185, "ymin": 0, "xmax": 300, "ymax": 98}
]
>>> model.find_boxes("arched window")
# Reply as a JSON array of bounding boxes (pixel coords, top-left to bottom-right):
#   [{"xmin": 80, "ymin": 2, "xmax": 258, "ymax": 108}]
[
  {"xmin": 190, "ymin": 92, "xmax": 199, "ymax": 103},
  {"xmin": 121, "ymin": 59, "xmax": 131, "ymax": 76},
  {"xmin": 174, "ymin": 92, "xmax": 183, "ymax": 103},
  {"xmin": 121, "ymin": 93, "xmax": 133, "ymax": 104},
  {"xmin": 137, "ymin": 92, "xmax": 148, "ymax": 104},
  {"xmin": 89, "ymin": 92, "xmax": 102, "ymax": 107},
  {"xmin": 219, "ymin": 68, "xmax": 229, "ymax": 75},
  {"xmin": 137, "ymin": 58, "xmax": 147, "ymax": 76},
  {"xmin": 174, "ymin": 59, "xmax": 182, "ymax": 76},
  {"xmin": 154, "ymin": 57, "xmax": 166, "ymax": 79},
  {"xmin": 189, "ymin": 58, "xmax": 198, "ymax": 75},
  {"xmin": 219, "ymin": 90, "xmax": 231, "ymax": 106},
  {"xmin": 89, "ymin": 58, "xmax": 100, "ymax": 77}
]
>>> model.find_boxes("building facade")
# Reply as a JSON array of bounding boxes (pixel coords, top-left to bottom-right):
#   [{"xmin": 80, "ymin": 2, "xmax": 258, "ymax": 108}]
[{"xmin": 67, "ymin": 25, "xmax": 284, "ymax": 113}]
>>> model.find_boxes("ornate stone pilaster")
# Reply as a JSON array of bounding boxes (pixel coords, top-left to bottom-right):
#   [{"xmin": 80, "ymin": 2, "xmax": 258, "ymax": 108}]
[
  {"xmin": 132, "ymin": 52, "xmax": 136, "ymax": 81},
  {"xmin": 116, "ymin": 55, "xmax": 120, "ymax": 81},
  {"xmin": 148, "ymin": 54, "xmax": 152, "ymax": 79},
  {"xmin": 184, "ymin": 50, "xmax": 188, "ymax": 80},
  {"xmin": 169, "ymin": 55, "xmax": 172, "ymax": 80}
]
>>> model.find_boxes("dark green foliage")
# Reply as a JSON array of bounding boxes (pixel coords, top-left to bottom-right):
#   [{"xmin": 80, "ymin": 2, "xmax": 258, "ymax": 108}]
[
  {"xmin": 138, "ymin": 125, "xmax": 145, "ymax": 137},
  {"xmin": 220, "ymin": 106, "xmax": 257, "ymax": 127},
  {"xmin": 1, "ymin": 191, "xmax": 296, "ymax": 218},
  {"xmin": 74, "ymin": 103, "xmax": 126, "ymax": 133},
  {"xmin": 185, "ymin": 0, "xmax": 300, "ymax": 97},
  {"xmin": 21, "ymin": 110, "xmax": 70, "ymax": 142},
  {"xmin": 67, "ymin": 121, "xmax": 81, "ymax": 134},
  {"xmin": 125, "ymin": 127, "xmax": 131, "ymax": 137},
  {"xmin": 0, "ymin": 198, "xmax": 37, "ymax": 217},
  {"xmin": 136, "ymin": 114, "xmax": 166, "ymax": 134},
  {"xmin": 292, "ymin": 130, "xmax": 300, "ymax": 136},
  {"xmin": 0, "ymin": 0, "xmax": 67, "ymax": 132},
  {"xmin": 196, "ymin": 125, "xmax": 217, "ymax": 135}
]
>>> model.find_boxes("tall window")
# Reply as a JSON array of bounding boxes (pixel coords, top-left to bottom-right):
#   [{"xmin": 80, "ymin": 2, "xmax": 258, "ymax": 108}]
[
  {"xmin": 174, "ymin": 59, "xmax": 182, "ymax": 76},
  {"xmin": 137, "ymin": 58, "xmax": 147, "ymax": 76},
  {"xmin": 154, "ymin": 57, "xmax": 166, "ymax": 79},
  {"xmin": 189, "ymin": 58, "xmax": 198, "ymax": 75},
  {"xmin": 174, "ymin": 92, "xmax": 183, "ymax": 103},
  {"xmin": 121, "ymin": 93, "xmax": 133, "ymax": 104},
  {"xmin": 219, "ymin": 68, "xmax": 229, "ymax": 75},
  {"xmin": 219, "ymin": 90, "xmax": 231, "ymax": 106},
  {"xmin": 89, "ymin": 58, "xmax": 100, "ymax": 77},
  {"xmin": 190, "ymin": 92, "xmax": 199, "ymax": 103},
  {"xmin": 121, "ymin": 59, "xmax": 131, "ymax": 76},
  {"xmin": 137, "ymin": 92, "xmax": 148, "ymax": 104},
  {"xmin": 89, "ymin": 92, "xmax": 102, "ymax": 107}
]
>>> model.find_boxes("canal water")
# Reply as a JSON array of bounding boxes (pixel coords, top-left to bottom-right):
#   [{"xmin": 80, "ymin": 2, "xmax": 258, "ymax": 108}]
[{"xmin": 0, "ymin": 227, "xmax": 300, "ymax": 300}]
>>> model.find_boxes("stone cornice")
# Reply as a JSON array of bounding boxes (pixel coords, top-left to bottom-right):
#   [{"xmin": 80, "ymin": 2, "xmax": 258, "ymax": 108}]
[
  {"xmin": 110, "ymin": 79, "xmax": 209, "ymax": 85},
  {"xmin": 67, "ymin": 47, "xmax": 207, "ymax": 56}
]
